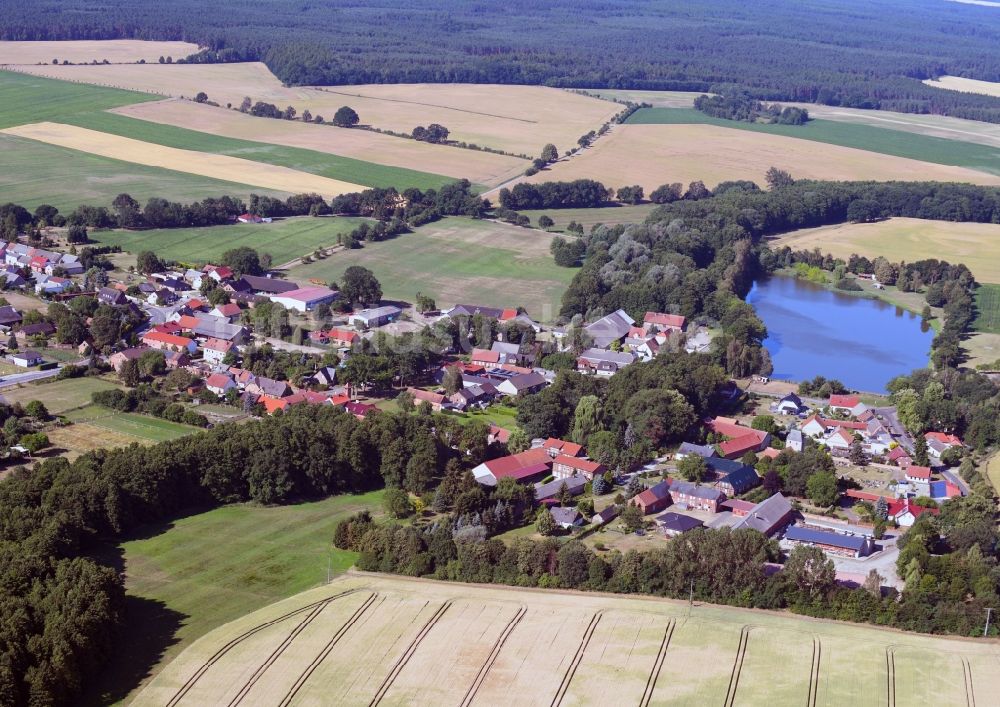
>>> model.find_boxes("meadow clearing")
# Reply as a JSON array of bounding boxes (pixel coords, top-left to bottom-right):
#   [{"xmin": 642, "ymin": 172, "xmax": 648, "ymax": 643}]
[
  {"xmin": 92, "ymin": 491, "xmax": 384, "ymax": 704},
  {"xmin": 770, "ymin": 218, "xmax": 1000, "ymax": 285},
  {"xmin": 111, "ymin": 99, "xmax": 525, "ymax": 187},
  {"xmin": 923, "ymin": 75, "xmax": 1000, "ymax": 98},
  {"xmin": 518, "ymin": 204, "xmax": 657, "ymax": 231},
  {"xmin": 626, "ymin": 108, "xmax": 1000, "ymax": 175},
  {"xmin": 286, "ymin": 217, "xmax": 577, "ymax": 320},
  {"xmin": 1, "ymin": 376, "xmax": 123, "ymax": 414},
  {"xmin": 136, "ymin": 572, "xmax": 1000, "ymax": 707},
  {"xmin": 93, "ymin": 215, "xmax": 371, "ymax": 266},
  {"xmin": 0, "ymin": 39, "xmax": 201, "ymax": 65},
  {"xmin": 2, "ymin": 122, "xmax": 367, "ymax": 196},
  {"xmin": 9, "ymin": 62, "xmax": 620, "ymax": 155},
  {"xmin": 514, "ymin": 123, "xmax": 1000, "ymax": 196}
]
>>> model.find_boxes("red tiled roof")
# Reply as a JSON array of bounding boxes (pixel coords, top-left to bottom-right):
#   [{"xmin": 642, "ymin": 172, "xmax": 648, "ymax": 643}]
[
  {"xmin": 176, "ymin": 315, "xmax": 201, "ymax": 330},
  {"xmin": 214, "ymin": 302, "xmax": 241, "ymax": 317},
  {"xmin": 888, "ymin": 446, "xmax": 912, "ymax": 461},
  {"xmin": 471, "ymin": 348, "xmax": 500, "ymax": 363},
  {"xmin": 718, "ymin": 433, "xmax": 765, "ymax": 458},
  {"xmin": 644, "ymin": 311, "xmax": 686, "ymax": 329},
  {"xmin": 143, "ymin": 331, "xmax": 193, "ymax": 348},
  {"xmin": 202, "ymin": 337, "xmax": 234, "ymax": 352},
  {"xmin": 887, "ymin": 498, "xmax": 939, "ymax": 519},
  {"xmin": 482, "ymin": 448, "xmax": 552, "ymax": 479},
  {"xmin": 544, "ymin": 438, "xmax": 584, "ymax": 457},
  {"xmin": 499, "ymin": 308, "xmax": 518, "ymax": 321},
  {"xmin": 553, "ymin": 454, "xmax": 602, "ymax": 474},
  {"xmin": 152, "ymin": 322, "xmax": 183, "ymax": 335},
  {"xmin": 328, "ymin": 327, "xmax": 358, "ymax": 343},
  {"xmin": 845, "ymin": 489, "xmax": 884, "ymax": 502},
  {"xmin": 906, "ymin": 465, "xmax": 932, "ymax": 480},
  {"xmin": 205, "ymin": 373, "xmax": 233, "ymax": 389},
  {"xmin": 925, "ymin": 432, "xmax": 962, "ymax": 447},
  {"xmin": 829, "ymin": 394, "xmax": 861, "ymax": 408}
]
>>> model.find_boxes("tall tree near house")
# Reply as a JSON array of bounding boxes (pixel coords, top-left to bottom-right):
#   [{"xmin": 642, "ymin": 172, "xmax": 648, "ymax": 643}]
[
  {"xmin": 913, "ymin": 435, "xmax": 930, "ymax": 466},
  {"xmin": 783, "ymin": 545, "xmax": 836, "ymax": 600},
  {"xmin": 848, "ymin": 439, "xmax": 868, "ymax": 466},
  {"xmin": 678, "ymin": 454, "xmax": 707, "ymax": 482},
  {"xmin": 536, "ymin": 507, "xmax": 556, "ymax": 536},
  {"xmin": 341, "ymin": 266, "xmax": 382, "ymax": 306},
  {"xmin": 571, "ymin": 394, "xmax": 603, "ymax": 444},
  {"xmin": 112, "ymin": 193, "xmax": 142, "ymax": 228},
  {"xmin": 136, "ymin": 250, "xmax": 164, "ymax": 275},
  {"xmin": 442, "ymin": 365, "xmax": 463, "ymax": 395}
]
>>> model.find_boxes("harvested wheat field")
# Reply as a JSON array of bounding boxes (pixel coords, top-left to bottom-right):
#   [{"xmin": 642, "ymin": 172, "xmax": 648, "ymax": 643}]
[
  {"xmin": 112, "ymin": 99, "xmax": 527, "ymax": 186},
  {"xmin": 0, "ymin": 39, "xmax": 201, "ymax": 65},
  {"xmin": 9, "ymin": 63, "xmax": 617, "ymax": 155},
  {"xmin": 510, "ymin": 123, "xmax": 1000, "ymax": 195},
  {"xmin": 136, "ymin": 572, "xmax": 1000, "ymax": 707},
  {"xmin": 1, "ymin": 122, "xmax": 365, "ymax": 196},
  {"xmin": 924, "ymin": 75, "xmax": 1000, "ymax": 98},
  {"xmin": 770, "ymin": 218, "xmax": 1000, "ymax": 284}
]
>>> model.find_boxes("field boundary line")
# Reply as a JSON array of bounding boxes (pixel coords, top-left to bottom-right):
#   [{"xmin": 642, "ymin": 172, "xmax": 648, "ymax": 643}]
[
  {"xmin": 549, "ymin": 610, "xmax": 603, "ymax": 707},
  {"xmin": 277, "ymin": 592, "xmax": 382, "ymax": 707},
  {"xmin": 165, "ymin": 587, "xmax": 362, "ymax": 707},
  {"xmin": 723, "ymin": 625, "xmax": 752, "ymax": 707},
  {"xmin": 312, "ymin": 88, "xmax": 537, "ymax": 124},
  {"xmin": 885, "ymin": 647, "xmax": 895, "ymax": 707},
  {"xmin": 367, "ymin": 600, "xmax": 453, "ymax": 706},
  {"xmin": 639, "ymin": 618, "xmax": 676, "ymax": 707},
  {"xmin": 807, "ymin": 635, "xmax": 822, "ymax": 707},
  {"xmin": 227, "ymin": 598, "xmax": 329, "ymax": 706},
  {"xmin": 962, "ymin": 657, "xmax": 976, "ymax": 707},
  {"xmin": 459, "ymin": 604, "xmax": 528, "ymax": 707}
]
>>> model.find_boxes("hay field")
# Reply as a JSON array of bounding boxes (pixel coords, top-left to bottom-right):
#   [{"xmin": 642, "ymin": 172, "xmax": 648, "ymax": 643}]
[
  {"xmin": 286, "ymin": 217, "xmax": 575, "ymax": 320},
  {"xmin": 587, "ymin": 88, "xmax": 704, "ymax": 108},
  {"xmin": 512, "ymin": 123, "xmax": 1000, "ymax": 195},
  {"xmin": 93, "ymin": 216, "xmax": 371, "ymax": 266},
  {"xmin": 518, "ymin": 204, "xmax": 656, "ymax": 232},
  {"xmin": 9, "ymin": 63, "xmax": 618, "ymax": 155},
  {"xmin": 0, "ymin": 39, "xmax": 200, "ymax": 65},
  {"xmin": 112, "ymin": 99, "xmax": 526, "ymax": 186},
  {"xmin": 770, "ymin": 218, "xmax": 1000, "ymax": 284},
  {"xmin": 924, "ymin": 75, "xmax": 1000, "ymax": 98},
  {"xmin": 1, "ymin": 122, "xmax": 366, "ymax": 196},
  {"xmin": 1, "ymin": 377, "xmax": 123, "ymax": 414},
  {"xmin": 136, "ymin": 572, "xmax": 1000, "ymax": 707}
]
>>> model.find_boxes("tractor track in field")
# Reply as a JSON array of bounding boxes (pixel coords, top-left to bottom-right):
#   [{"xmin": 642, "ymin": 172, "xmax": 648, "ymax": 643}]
[
  {"xmin": 807, "ymin": 636, "xmax": 822, "ymax": 707},
  {"xmin": 458, "ymin": 605, "xmax": 528, "ymax": 707},
  {"xmin": 638, "ymin": 618, "xmax": 676, "ymax": 707},
  {"xmin": 277, "ymin": 592, "xmax": 382, "ymax": 707},
  {"xmin": 885, "ymin": 647, "xmax": 896, "ymax": 707},
  {"xmin": 723, "ymin": 625, "xmax": 752, "ymax": 707},
  {"xmin": 549, "ymin": 611, "xmax": 603, "ymax": 707},
  {"xmin": 367, "ymin": 600, "xmax": 453, "ymax": 707},
  {"xmin": 166, "ymin": 588, "xmax": 362, "ymax": 707},
  {"xmin": 962, "ymin": 657, "xmax": 976, "ymax": 707}
]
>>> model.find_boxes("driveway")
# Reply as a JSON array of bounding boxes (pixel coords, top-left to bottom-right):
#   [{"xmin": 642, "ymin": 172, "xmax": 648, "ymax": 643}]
[
  {"xmin": 941, "ymin": 468, "xmax": 971, "ymax": 496},
  {"xmin": 874, "ymin": 406, "xmax": 913, "ymax": 451}
]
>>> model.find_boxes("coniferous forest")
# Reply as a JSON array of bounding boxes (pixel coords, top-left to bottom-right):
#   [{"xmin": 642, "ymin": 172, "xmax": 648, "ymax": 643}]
[{"xmin": 3, "ymin": 0, "xmax": 1000, "ymax": 121}]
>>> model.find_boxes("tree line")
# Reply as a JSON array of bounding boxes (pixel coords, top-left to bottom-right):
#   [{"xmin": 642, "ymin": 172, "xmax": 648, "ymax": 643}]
[{"xmin": 694, "ymin": 93, "xmax": 809, "ymax": 124}]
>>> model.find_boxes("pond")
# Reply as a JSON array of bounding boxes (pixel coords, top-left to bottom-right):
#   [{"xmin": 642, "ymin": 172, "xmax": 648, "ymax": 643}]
[{"xmin": 747, "ymin": 275, "xmax": 933, "ymax": 392}]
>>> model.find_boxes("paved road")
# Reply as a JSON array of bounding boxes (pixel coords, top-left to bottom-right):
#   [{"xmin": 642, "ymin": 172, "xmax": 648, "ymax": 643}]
[
  {"xmin": 0, "ymin": 362, "xmax": 82, "ymax": 389},
  {"xmin": 941, "ymin": 468, "xmax": 971, "ymax": 496}
]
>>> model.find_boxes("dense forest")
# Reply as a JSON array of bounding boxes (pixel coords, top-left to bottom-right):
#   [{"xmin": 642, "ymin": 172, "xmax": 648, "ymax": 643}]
[{"xmin": 3, "ymin": 0, "xmax": 1000, "ymax": 121}]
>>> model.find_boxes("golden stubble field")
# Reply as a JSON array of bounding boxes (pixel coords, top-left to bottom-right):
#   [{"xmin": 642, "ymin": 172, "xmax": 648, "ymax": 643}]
[
  {"xmin": 9, "ymin": 62, "xmax": 619, "ymax": 156},
  {"xmin": 924, "ymin": 75, "xmax": 1000, "ymax": 98},
  {"xmin": 507, "ymin": 123, "xmax": 1000, "ymax": 195},
  {"xmin": 1, "ymin": 122, "xmax": 366, "ymax": 196},
  {"xmin": 112, "ymin": 98, "xmax": 528, "ymax": 186},
  {"xmin": 0, "ymin": 39, "xmax": 201, "ymax": 65},
  {"xmin": 770, "ymin": 217, "xmax": 1000, "ymax": 285},
  {"xmin": 135, "ymin": 572, "xmax": 1000, "ymax": 707}
]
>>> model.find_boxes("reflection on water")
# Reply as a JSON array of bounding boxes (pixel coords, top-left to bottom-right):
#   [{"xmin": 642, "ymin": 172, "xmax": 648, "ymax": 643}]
[{"xmin": 747, "ymin": 276, "xmax": 933, "ymax": 392}]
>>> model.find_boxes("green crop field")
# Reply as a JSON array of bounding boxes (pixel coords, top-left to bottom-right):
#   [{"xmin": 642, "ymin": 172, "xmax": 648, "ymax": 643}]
[
  {"xmin": 92, "ymin": 215, "xmax": 371, "ymax": 266},
  {"xmin": 90, "ymin": 491, "xmax": 385, "ymax": 704},
  {"xmin": 136, "ymin": 572, "xmax": 1000, "ymax": 706},
  {"xmin": 518, "ymin": 204, "xmax": 655, "ymax": 232},
  {"xmin": 287, "ymin": 217, "xmax": 576, "ymax": 320},
  {"xmin": 0, "ymin": 133, "xmax": 285, "ymax": 212},
  {"xmin": 974, "ymin": 284, "xmax": 1000, "ymax": 334},
  {"xmin": 0, "ymin": 69, "xmax": 155, "ymax": 128},
  {"xmin": 626, "ymin": 108, "xmax": 1000, "ymax": 176},
  {"xmin": 64, "ymin": 405, "xmax": 199, "ymax": 442},
  {"xmin": 2, "ymin": 376, "xmax": 124, "ymax": 414},
  {"xmin": 63, "ymin": 110, "xmax": 455, "ymax": 191}
]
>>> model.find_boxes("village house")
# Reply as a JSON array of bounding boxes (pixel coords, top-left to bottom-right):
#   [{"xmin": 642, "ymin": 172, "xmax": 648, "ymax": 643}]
[
  {"xmin": 714, "ymin": 464, "xmax": 760, "ymax": 496},
  {"xmin": 784, "ymin": 526, "xmax": 874, "ymax": 558},
  {"xmin": 591, "ymin": 505, "xmax": 619, "ymax": 526},
  {"xmin": 311, "ymin": 327, "xmax": 358, "ymax": 348},
  {"xmin": 0, "ymin": 305, "xmax": 21, "ymax": 331},
  {"xmin": 800, "ymin": 413, "xmax": 866, "ymax": 439},
  {"xmin": 204, "ymin": 264, "xmax": 235, "ymax": 282},
  {"xmin": 656, "ymin": 511, "xmax": 704, "ymax": 537},
  {"xmin": 576, "ymin": 348, "xmax": 636, "ymax": 376},
  {"xmin": 775, "ymin": 393, "xmax": 805, "ymax": 415},
  {"xmin": 786, "ymin": 429, "xmax": 804, "ymax": 452},
  {"xmin": 9, "ymin": 349, "xmax": 43, "ymax": 367},
  {"xmin": 731, "ymin": 493, "xmax": 794, "ymax": 536},
  {"xmin": 924, "ymin": 432, "xmax": 962, "ymax": 459},
  {"xmin": 348, "ymin": 305, "xmax": 401, "ymax": 329},
  {"xmin": 202, "ymin": 337, "xmax": 235, "ymax": 365},
  {"xmin": 667, "ymin": 480, "xmax": 725, "ymax": 512},
  {"xmin": 470, "ymin": 348, "xmax": 501, "ymax": 367},
  {"xmin": 828, "ymin": 393, "xmax": 867, "ymax": 418},
  {"xmin": 444, "ymin": 303, "xmax": 505, "ymax": 319},
  {"xmin": 705, "ymin": 416, "xmax": 770, "ymax": 459},
  {"xmin": 98, "ymin": 287, "xmax": 127, "ymax": 307},
  {"xmin": 205, "ymin": 372, "xmax": 237, "ymax": 396},
  {"xmin": 471, "ymin": 447, "xmax": 552, "ymax": 486},
  {"xmin": 887, "ymin": 446, "xmax": 913, "ymax": 468},
  {"xmin": 141, "ymin": 330, "xmax": 198, "ymax": 354},
  {"xmin": 541, "ymin": 438, "xmax": 584, "ymax": 458},
  {"xmin": 247, "ymin": 377, "xmax": 292, "ymax": 400},
  {"xmin": 407, "ymin": 387, "xmax": 448, "ymax": 411},
  {"xmin": 192, "ymin": 316, "xmax": 248, "ymax": 344},
  {"xmin": 904, "ymin": 465, "xmax": 932, "ymax": 484},
  {"xmin": 487, "ymin": 424, "xmax": 511, "ymax": 446},
  {"xmin": 551, "ymin": 455, "xmax": 604, "ymax": 481},
  {"xmin": 496, "ymin": 371, "xmax": 547, "ymax": 397},
  {"xmin": 490, "ymin": 341, "xmax": 529, "ymax": 366},
  {"xmin": 34, "ymin": 276, "xmax": 71, "ymax": 295},
  {"xmin": 534, "ymin": 475, "xmax": 587, "ymax": 503},
  {"xmin": 643, "ymin": 311, "xmax": 686, "ymax": 333},
  {"xmin": 269, "ymin": 286, "xmax": 339, "ymax": 312},
  {"xmin": 676, "ymin": 442, "xmax": 716, "ymax": 460},
  {"xmin": 210, "ymin": 302, "xmax": 242, "ymax": 321},
  {"xmin": 109, "ymin": 346, "xmax": 147, "ymax": 372},
  {"xmin": 886, "ymin": 497, "xmax": 939, "ymax": 527},
  {"xmin": 16, "ymin": 322, "xmax": 55, "ymax": 342},
  {"xmin": 448, "ymin": 384, "xmax": 495, "ymax": 411},
  {"xmin": 551, "ymin": 506, "xmax": 584, "ymax": 529},
  {"xmin": 631, "ymin": 480, "xmax": 673, "ymax": 515},
  {"xmin": 305, "ymin": 366, "xmax": 338, "ymax": 388},
  {"xmin": 584, "ymin": 309, "xmax": 635, "ymax": 349}
]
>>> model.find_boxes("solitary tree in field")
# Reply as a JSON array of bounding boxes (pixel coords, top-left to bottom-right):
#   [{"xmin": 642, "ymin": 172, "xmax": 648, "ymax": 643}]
[
  {"xmin": 333, "ymin": 106, "xmax": 360, "ymax": 127},
  {"xmin": 136, "ymin": 250, "xmax": 164, "ymax": 275},
  {"xmin": 537, "ymin": 214, "xmax": 554, "ymax": 229},
  {"xmin": 195, "ymin": 92, "xmax": 209, "ymax": 103},
  {"xmin": 540, "ymin": 143, "xmax": 559, "ymax": 163}
]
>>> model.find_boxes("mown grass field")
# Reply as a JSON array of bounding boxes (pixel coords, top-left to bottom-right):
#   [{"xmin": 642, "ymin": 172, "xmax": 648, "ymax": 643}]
[
  {"xmin": 974, "ymin": 284, "xmax": 1000, "ymax": 334},
  {"xmin": 286, "ymin": 217, "xmax": 576, "ymax": 320},
  {"xmin": 90, "ymin": 491, "xmax": 385, "ymax": 704},
  {"xmin": 64, "ymin": 404, "xmax": 199, "ymax": 442},
  {"xmin": 2, "ymin": 376, "xmax": 123, "ymax": 414},
  {"xmin": 626, "ymin": 107, "xmax": 1000, "ymax": 176},
  {"xmin": 770, "ymin": 218, "xmax": 1000, "ymax": 285},
  {"xmin": 0, "ymin": 69, "xmax": 155, "ymax": 128},
  {"xmin": 518, "ymin": 204, "xmax": 655, "ymax": 232},
  {"xmin": 136, "ymin": 573, "xmax": 1000, "ymax": 707},
  {"xmin": 93, "ymin": 215, "xmax": 371, "ymax": 266}
]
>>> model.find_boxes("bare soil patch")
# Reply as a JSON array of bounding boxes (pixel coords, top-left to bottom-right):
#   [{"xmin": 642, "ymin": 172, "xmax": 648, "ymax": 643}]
[{"xmin": 1, "ymin": 122, "xmax": 366, "ymax": 196}]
